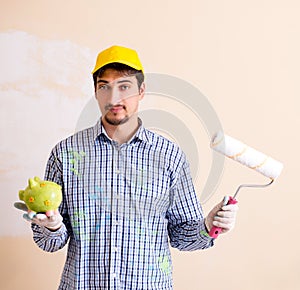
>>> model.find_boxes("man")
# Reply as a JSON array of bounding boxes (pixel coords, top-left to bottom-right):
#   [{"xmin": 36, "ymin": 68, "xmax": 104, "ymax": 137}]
[{"xmin": 16, "ymin": 45, "xmax": 238, "ymax": 289}]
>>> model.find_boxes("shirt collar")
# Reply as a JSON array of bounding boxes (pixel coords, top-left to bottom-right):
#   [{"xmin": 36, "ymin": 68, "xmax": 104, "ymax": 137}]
[{"xmin": 92, "ymin": 118, "xmax": 152, "ymax": 145}]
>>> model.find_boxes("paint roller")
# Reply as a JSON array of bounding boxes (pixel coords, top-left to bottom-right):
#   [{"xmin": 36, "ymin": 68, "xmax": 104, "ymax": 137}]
[{"xmin": 209, "ymin": 131, "xmax": 283, "ymax": 238}]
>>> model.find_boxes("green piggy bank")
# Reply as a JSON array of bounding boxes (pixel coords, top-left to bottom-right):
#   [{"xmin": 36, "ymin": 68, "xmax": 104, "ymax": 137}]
[{"xmin": 19, "ymin": 176, "xmax": 62, "ymax": 218}]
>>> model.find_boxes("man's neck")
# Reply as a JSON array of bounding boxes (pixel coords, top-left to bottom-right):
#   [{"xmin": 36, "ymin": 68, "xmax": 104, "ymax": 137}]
[{"xmin": 102, "ymin": 117, "xmax": 140, "ymax": 145}]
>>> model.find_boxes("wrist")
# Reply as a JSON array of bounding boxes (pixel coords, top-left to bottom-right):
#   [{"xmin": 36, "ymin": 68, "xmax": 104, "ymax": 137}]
[{"xmin": 46, "ymin": 224, "xmax": 62, "ymax": 231}]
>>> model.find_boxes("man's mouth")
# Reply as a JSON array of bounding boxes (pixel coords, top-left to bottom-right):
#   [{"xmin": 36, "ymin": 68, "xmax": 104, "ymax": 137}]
[{"xmin": 105, "ymin": 104, "xmax": 125, "ymax": 113}]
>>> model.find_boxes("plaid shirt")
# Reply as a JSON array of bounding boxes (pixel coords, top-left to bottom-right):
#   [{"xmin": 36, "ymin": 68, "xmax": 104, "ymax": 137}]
[{"xmin": 32, "ymin": 119, "xmax": 214, "ymax": 290}]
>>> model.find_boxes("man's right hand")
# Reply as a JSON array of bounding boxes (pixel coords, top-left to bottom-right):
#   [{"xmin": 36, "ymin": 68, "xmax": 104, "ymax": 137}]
[{"xmin": 14, "ymin": 202, "xmax": 63, "ymax": 231}]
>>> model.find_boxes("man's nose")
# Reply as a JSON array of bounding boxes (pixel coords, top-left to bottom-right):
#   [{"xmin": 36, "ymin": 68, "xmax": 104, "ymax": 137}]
[{"xmin": 110, "ymin": 86, "xmax": 122, "ymax": 104}]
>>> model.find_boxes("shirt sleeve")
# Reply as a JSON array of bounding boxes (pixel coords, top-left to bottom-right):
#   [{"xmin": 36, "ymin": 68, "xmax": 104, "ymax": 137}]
[
  {"xmin": 166, "ymin": 154, "xmax": 214, "ymax": 251},
  {"xmin": 31, "ymin": 144, "xmax": 70, "ymax": 252}
]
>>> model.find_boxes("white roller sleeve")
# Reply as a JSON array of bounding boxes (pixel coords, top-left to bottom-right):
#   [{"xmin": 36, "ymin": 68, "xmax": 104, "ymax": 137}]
[{"xmin": 211, "ymin": 131, "xmax": 283, "ymax": 180}]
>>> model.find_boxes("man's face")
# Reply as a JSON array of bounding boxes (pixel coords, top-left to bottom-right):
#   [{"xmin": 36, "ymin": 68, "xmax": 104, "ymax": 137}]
[{"xmin": 95, "ymin": 68, "xmax": 145, "ymax": 126}]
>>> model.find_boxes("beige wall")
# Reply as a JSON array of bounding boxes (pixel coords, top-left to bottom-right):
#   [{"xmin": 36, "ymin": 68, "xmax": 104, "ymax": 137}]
[{"xmin": 1, "ymin": 1, "xmax": 299, "ymax": 289}]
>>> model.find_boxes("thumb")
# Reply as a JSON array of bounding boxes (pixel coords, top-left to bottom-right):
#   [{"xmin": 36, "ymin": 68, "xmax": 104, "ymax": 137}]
[
  {"xmin": 205, "ymin": 196, "xmax": 229, "ymax": 231},
  {"xmin": 212, "ymin": 196, "xmax": 229, "ymax": 214}
]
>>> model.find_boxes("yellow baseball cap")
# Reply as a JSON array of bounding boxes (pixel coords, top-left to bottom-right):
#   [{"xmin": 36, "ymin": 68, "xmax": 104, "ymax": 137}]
[{"xmin": 92, "ymin": 45, "xmax": 144, "ymax": 74}]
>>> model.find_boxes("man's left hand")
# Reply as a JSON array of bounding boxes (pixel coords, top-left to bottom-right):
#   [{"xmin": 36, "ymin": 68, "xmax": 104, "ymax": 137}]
[{"xmin": 205, "ymin": 196, "xmax": 239, "ymax": 234}]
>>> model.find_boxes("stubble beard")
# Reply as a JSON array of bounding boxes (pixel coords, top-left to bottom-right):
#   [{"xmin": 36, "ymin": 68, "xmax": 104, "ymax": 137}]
[
  {"xmin": 104, "ymin": 114, "xmax": 130, "ymax": 126},
  {"xmin": 104, "ymin": 104, "xmax": 130, "ymax": 126}
]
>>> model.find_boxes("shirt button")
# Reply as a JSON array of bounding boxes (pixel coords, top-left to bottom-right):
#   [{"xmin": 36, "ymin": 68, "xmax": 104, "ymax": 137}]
[
  {"xmin": 116, "ymin": 169, "xmax": 121, "ymax": 174},
  {"xmin": 112, "ymin": 273, "xmax": 117, "ymax": 278},
  {"xmin": 114, "ymin": 247, "xmax": 118, "ymax": 252}
]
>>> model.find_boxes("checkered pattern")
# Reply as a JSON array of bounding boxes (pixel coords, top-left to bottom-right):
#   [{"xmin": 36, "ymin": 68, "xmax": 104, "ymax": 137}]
[{"xmin": 32, "ymin": 119, "xmax": 214, "ymax": 289}]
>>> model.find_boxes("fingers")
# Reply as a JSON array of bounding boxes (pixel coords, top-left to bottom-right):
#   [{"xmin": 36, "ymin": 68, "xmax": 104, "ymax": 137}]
[
  {"xmin": 27, "ymin": 212, "xmax": 63, "ymax": 231},
  {"xmin": 215, "ymin": 210, "xmax": 235, "ymax": 219},
  {"xmin": 212, "ymin": 215, "xmax": 235, "ymax": 228},
  {"xmin": 212, "ymin": 202, "xmax": 239, "ymax": 232},
  {"xmin": 15, "ymin": 202, "xmax": 63, "ymax": 231},
  {"xmin": 31, "ymin": 213, "xmax": 47, "ymax": 225},
  {"xmin": 222, "ymin": 203, "xmax": 239, "ymax": 212},
  {"xmin": 217, "ymin": 204, "xmax": 239, "ymax": 217},
  {"xmin": 46, "ymin": 214, "xmax": 63, "ymax": 231},
  {"xmin": 32, "ymin": 212, "xmax": 59, "ymax": 223}
]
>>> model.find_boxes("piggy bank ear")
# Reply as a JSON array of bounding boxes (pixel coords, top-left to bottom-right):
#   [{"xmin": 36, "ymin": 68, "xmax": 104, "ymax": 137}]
[
  {"xmin": 34, "ymin": 176, "xmax": 41, "ymax": 182},
  {"xmin": 29, "ymin": 178, "xmax": 39, "ymax": 189},
  {"xmin": 19, "ymin": 190, "xmax": 25, "ymax": 200},
  {"xmin": 14, "ymin": 201, "xmax": 28, "ymax": 212}
]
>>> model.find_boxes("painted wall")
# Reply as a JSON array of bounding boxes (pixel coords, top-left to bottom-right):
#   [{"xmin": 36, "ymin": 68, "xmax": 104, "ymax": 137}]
[{"xmin": 1, "ymin": 0, "xmax": 299, "ymax": 289}]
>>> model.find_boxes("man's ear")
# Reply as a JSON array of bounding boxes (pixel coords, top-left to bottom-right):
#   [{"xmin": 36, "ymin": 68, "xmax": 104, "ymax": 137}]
[{"xmin": 139, "ymin": 82, "xmax": 146, "ymax": 100}]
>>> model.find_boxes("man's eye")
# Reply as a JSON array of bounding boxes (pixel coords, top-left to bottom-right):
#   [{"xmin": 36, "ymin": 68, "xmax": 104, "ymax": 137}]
[
  {"xmin": 120, "ymin": 85, "xmax": 130, "ymax": 90},
  {"xmin": 99, "ymin": 84, "xmax": 109, "ymax": 90}
]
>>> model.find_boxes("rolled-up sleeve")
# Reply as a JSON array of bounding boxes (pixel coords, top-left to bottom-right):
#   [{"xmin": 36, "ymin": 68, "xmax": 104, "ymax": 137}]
[{"xmin": 31, "ymin": 223, "xmax": 69, "ymax": 252}]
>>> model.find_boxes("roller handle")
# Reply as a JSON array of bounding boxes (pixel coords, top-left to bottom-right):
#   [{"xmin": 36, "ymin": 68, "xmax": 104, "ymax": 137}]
[{"xmin": 209, "ymin": 196, "xmax": 238, "ymax": 239}]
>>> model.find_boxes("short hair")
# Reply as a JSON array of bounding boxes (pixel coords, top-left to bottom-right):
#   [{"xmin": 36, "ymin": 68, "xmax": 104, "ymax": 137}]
[{"xmin": 93, "ymin": 62, "xmax": 144, "ymax": 90}]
